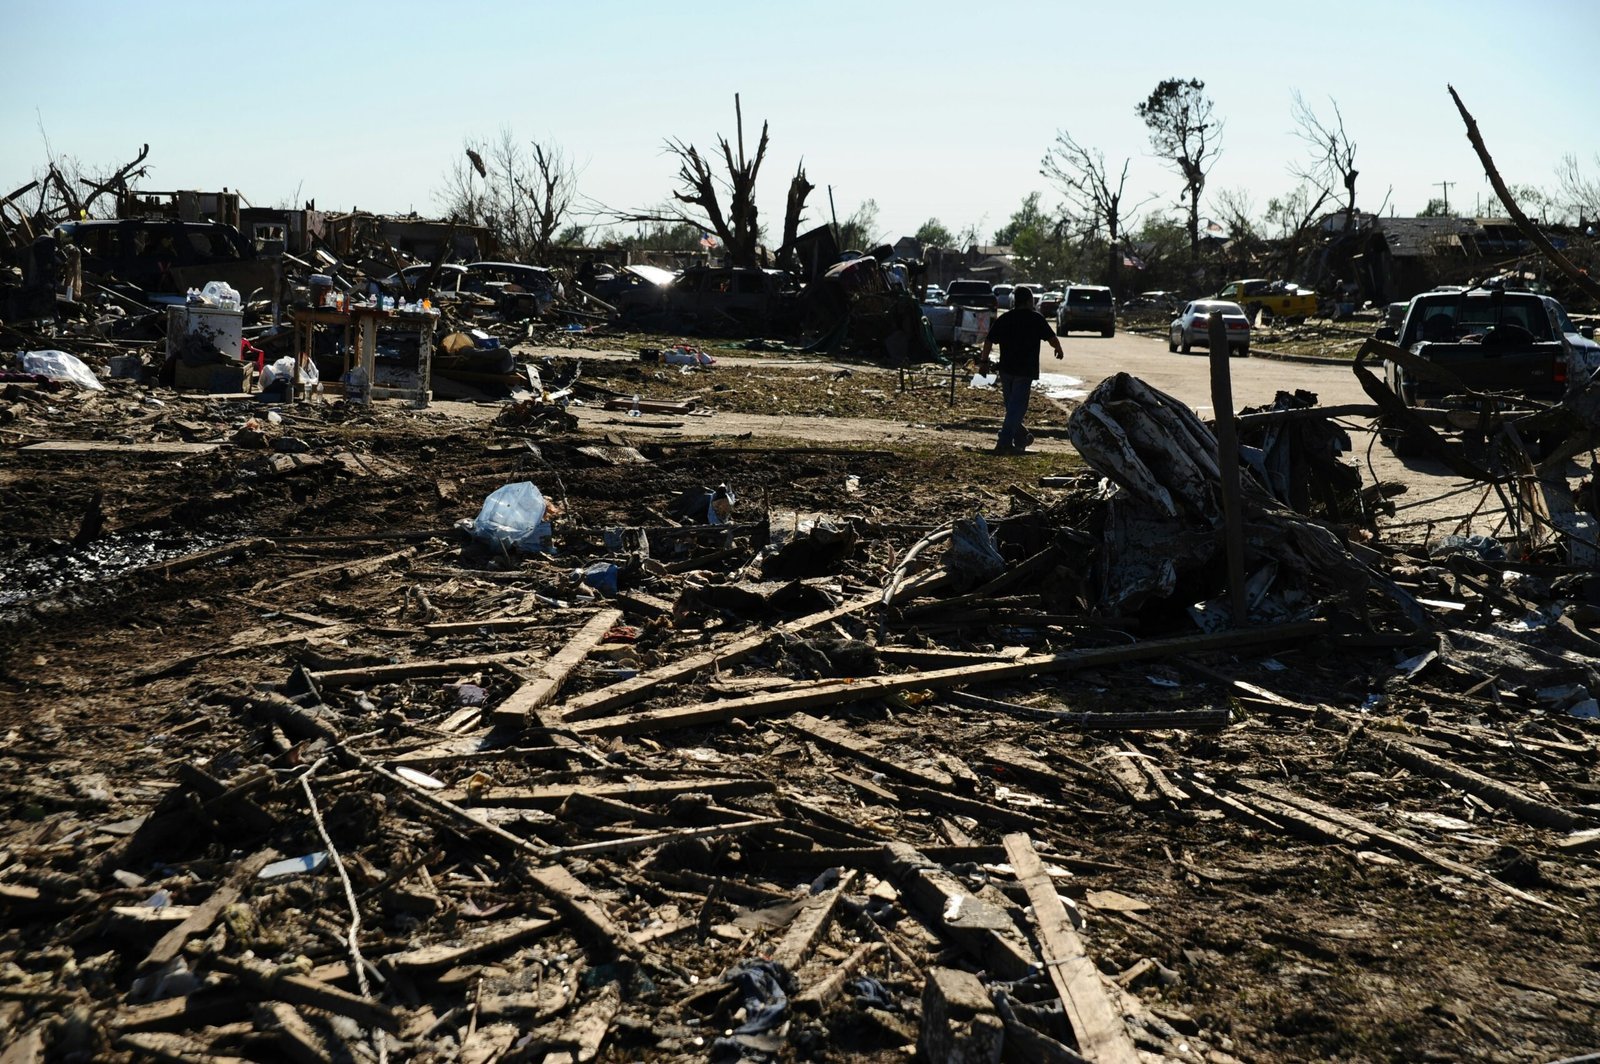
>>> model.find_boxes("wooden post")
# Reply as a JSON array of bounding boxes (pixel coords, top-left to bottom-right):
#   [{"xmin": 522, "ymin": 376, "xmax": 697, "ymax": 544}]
[{"xmin": 1208, "ymin": 310, "xmax": 1247, "ymax": 624}]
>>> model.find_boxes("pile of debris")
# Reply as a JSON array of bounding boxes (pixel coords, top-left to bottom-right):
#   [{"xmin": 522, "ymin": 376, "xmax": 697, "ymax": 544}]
[{"xmin": 1, "ymin": 361, "xmax": 1597, "ymax": 1063}]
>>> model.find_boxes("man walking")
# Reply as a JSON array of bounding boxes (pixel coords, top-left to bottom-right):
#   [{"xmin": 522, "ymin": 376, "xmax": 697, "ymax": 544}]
[{"xmin": 980, "ymin": 286, "xmax": 1063, "ymax": 453}]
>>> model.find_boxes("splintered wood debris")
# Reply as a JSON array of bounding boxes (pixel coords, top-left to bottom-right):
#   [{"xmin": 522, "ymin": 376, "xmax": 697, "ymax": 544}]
[{"xmin": 0, "ymin": 377, "xmax": 1598, "ymax": 1064}]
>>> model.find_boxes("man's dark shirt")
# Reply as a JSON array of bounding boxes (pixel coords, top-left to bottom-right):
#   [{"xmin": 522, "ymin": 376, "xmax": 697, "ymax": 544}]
[{"xmin": 988, "ymin": 308, "xmax": 1057, "ymax": 378}]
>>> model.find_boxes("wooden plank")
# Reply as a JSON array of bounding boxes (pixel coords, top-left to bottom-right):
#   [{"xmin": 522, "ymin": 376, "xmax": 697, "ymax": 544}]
[
  {"xmin": 897, "ymin": 783, "xmax": 1050, "ymax": 831},
  {"xmin": 1376, "ymin": 738, "xmax": 1593, "ymax": 831},
  {"xmin": 1003, "ymin": 833, "xmax": 1140, "ymax": 1064},
  {"xmin": 792, "ymin": 941, "xmax": 883, "ymax": 1015},
  {"xmin": 492, "ymin": 609, "xmax": 624, "ymax": 727},
  {"xmin": 433, "ymin": 777, "xmax": 771, "ymax": 808},
  {"xmin": 768, "ymin": 870, "xmax": 858, "ymax": 972},
  {"xmin": 260, "ymin": 1002, "xmax": 334, "ymax": 1064},
  {"xmin": 883, "ymin": 842, "xmax": 1036, "ymax": 980},
  {"xmin": 141, "ymin": 849, "xmax": 279, "ymax": 971},
  {"xmin": 388, "ymin": 915, "xmax": 556, "ymax": 971},
  {"xmin": 20, "ymin": 440, "xmax": 219, "ymax": 455},
  {"xmin": 1236, "ymin": 780, "xmax": 1567, "ymax": 914},
  {"xmin": 548, "ymin": 818, "xmax": 782, "ymax": 859},
  {"xmin": 1557, "ymin": 828, "xmax": 1600, "ymax": 855},
  {"xmin": 556, "ymin": 591, "xmax": 883, "ymax": 722},
  {"xmin": 113, "ymin": 1032, "xmax": 247, "ymax": 1064},
  {"xmin": 788, "ymin": 713, "xmax": 954, "ymax": 789},
  {"xmin": 571, "ymin": 622, "xmax": 1325, "ymax": 738},
  {"xmin": 209, "ymin": 954, "xmax": 397, "ymax": 1033},
  {"xmin": 310, "ymin": 649, "xmax": 532, "ymax": 689},
  {"xmin": 527, "ymin": 864, "xmax": 639, "ymax": 960}
]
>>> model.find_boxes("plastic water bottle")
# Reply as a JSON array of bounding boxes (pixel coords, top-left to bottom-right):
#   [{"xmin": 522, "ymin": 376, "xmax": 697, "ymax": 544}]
[{"xmin": 628, "ymin": 394, "xmax": 641, "ymax": 418}]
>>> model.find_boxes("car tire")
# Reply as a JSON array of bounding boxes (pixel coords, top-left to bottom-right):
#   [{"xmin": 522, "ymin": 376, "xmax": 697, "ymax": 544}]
[
  {"xmin": 1233, "ymin": 344, "xmax": 1248, "ymax": 357},
  {"xmin": 1168, "ymin": 335, "xmax": 1177, "ymax": 352},
  {"xmin": 1101, "ymin": 327, "xmax": 1115, "ymax": 338},
  {"xmin": 1179, "ymin": 335, "xmax": 1191, "ymax": 354}
]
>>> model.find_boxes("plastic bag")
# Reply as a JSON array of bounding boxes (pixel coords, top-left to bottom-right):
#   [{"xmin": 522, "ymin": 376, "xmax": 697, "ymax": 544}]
[
  {"xmin": 201, "ymin": 280, "xmax": 241, "ymax": 310},
  {"xmin": 663, "ymin": 346, "xmax": 715, "ymax": 367},
  {"xmin": 472, "ymin": 482, "xmax": 552, "ymax": 553},
  {"xmin": 21, "ymin": 350, "xmax": 104, "ymax": 391},
  {"xmin": 261, "ymin": 356, "xmax": 318, "ymax": 391}
]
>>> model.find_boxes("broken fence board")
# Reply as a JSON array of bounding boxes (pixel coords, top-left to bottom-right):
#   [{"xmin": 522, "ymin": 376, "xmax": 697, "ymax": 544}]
[
  {"xmin": 572, "ymin": 622, "xmax": 1326, "ymax": 738},
  {"xmin": 492, "ymin": 608, "xmax": 624, "ymax": 727},
  {"xmin": 556, "ymin": 591, "xmax": 883, "ymax": 722},
  {"xmin": 1004, "ymin": 833, "xmax": 1140, "ymax": 1064}
]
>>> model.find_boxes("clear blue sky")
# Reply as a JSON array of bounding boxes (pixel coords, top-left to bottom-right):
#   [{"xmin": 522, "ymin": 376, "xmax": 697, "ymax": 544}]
[{"xmin": 3, "ymin": 0, "xmax": 1597, "ymax": 244}]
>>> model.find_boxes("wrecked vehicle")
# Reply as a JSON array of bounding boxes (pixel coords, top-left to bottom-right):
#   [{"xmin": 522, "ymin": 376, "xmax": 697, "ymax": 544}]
[
  {"xmin": 463, "ymin": 261, "xmax": 563, "ymax": 316},
  {"xmin": 577, "ymin": 262, "xmax": 676, "ymax": 318},
  {"xmin": 666, "ymin": 265, "xmax": 801, "ymax": 334},
  {"xmin": 55, "ymin": 218, "xmax": 265, "ymax": 303},
  {"xmin": 1216, "ymin": 278, "xmax": 1318, "ymax": 322}
]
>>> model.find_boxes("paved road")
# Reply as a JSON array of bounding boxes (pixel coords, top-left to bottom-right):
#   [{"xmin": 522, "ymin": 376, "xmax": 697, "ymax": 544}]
[
  {"xmin": 512, "ymin": 334, "xmax": 1497, "ymax": 533},
  {"xmin": 1049, "ymin": 329, "xmax": 1368, "ymax": 412}
]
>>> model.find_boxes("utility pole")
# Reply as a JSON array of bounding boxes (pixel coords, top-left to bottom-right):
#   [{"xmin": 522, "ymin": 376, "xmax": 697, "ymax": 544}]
[{"xmin": 1436, "ymin": 179, "xmax": 1455, "ymax": 215}]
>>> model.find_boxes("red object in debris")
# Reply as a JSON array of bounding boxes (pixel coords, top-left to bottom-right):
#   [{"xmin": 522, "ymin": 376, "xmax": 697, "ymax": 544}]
[
  {"xmin": 603, "ymin": 625, "xmax": 642, "ymax": 643},
  {"xmin": 242, "ymin": 338, "xmax": 266, "ymax": 373}
]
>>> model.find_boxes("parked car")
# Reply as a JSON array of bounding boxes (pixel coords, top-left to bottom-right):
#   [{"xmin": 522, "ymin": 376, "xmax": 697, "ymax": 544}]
[
  {"xmin": 1015, "ymin": 282, "xmax": 1047, "ymax": 305},
  {"xmin": 945, "ymin": 279, "xmax": 997, "ymax": 311},
  {"xmin": 1057, "ymin": 284, "xmax": 1116, "ymax": 337},
  {"xmin": 922, "ymin": 284, "xmax": 947, "ymax": 306},
  {"xmin": 992, "ymin": 283, "xmax": 1015, "ymax": 310},
  {"xmin": 1037, "ymin": 289, "xmax": 1064, "ymax": 317},
  {"xmin": 1169, "ymin": 300, "xmax": 1251, "ymax": 356}
]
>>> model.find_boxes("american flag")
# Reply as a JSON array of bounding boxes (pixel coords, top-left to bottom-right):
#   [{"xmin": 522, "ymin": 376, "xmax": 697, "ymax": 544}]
[
  {"xmin": 1122, "ymin": 251, "xmax": 1146, "ymax": 270},
  {"xmin": 699, "ymin": 232, "xmax": 718, "ymax": 249}
]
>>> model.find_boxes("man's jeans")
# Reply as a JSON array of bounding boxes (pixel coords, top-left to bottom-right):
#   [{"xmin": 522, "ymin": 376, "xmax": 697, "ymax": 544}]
[{"xmin": 997, "ymin": 373, "xmax": 1033, "ymax": 449}]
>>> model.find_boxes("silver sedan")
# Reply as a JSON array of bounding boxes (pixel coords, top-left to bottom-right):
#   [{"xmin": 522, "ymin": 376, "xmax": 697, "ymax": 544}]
[{"xmin": 1169, "ymin": 300, "xmax": 1251, "ymax": 356}]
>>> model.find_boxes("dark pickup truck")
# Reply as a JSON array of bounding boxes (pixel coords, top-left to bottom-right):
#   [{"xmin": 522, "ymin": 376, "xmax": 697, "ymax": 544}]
[{"xmin": 1378, "ymin": 287, "xmax": 1598, "ymax": 408}]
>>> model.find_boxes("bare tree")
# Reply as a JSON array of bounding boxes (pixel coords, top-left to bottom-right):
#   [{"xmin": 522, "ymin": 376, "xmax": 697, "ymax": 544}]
[
  {"xmin": 436, "ymin": 128, "xmax": 576, "ymax": 264},
  {"xmin": 661, "ymin": 94, "xmax": 771, "ymax": 269},
  {"xmin": 1041, "ymin": 131, "xmax": 1144, "ymax": 294},
  {"xmin": 776, "ymin": 161, "xmax": 814, "ymax": 271},
  {"xmin": 1557, "ymin": 152, "xmax": 1600, "ymax": 224},
  {"xmin": 1136, "ymin": 77, "xmax": 1222, "ymax": 263},
  {"xmin": 1290, "ymin": 91, "xmax": 1361, "ymax": 233},
  {"xmin": 1210, "ymin": 187, "xmax": 1256, "ymax": 241},
  {"xmin": 1450, "ymin": 85, "xmax": 1600, "ymax": 305}
]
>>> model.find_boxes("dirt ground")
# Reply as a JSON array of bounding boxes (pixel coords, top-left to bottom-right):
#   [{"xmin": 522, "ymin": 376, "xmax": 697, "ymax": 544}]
[{"xmin": 1, "ymin": 341, "xmax": 1597, "ymax": 1064}]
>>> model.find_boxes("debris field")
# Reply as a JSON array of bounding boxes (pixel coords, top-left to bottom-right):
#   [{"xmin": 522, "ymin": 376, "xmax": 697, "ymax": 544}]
[{"xmin": 1, "ymin": 353, "xmax": 1599, "ymax": 1064}]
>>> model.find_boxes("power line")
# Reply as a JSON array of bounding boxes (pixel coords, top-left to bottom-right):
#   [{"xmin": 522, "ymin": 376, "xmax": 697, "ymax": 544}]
[{"xmin": 1436, "ymin": 180, "xmax": 1455, "ymax": 215}]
